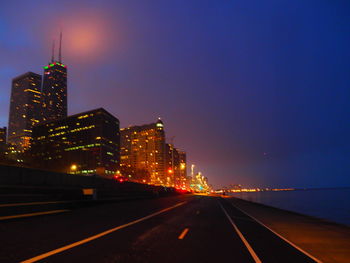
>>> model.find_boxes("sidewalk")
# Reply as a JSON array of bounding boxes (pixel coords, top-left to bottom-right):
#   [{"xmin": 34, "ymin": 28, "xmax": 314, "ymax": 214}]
[{"xmin": 228, "ymin": 197, "xmax": 350, "ymax": 263}]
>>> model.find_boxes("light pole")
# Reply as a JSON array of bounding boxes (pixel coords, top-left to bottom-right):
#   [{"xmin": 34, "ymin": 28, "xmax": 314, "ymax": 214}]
[
  {"xmin": 70, "ymin": 164, "xmax": 77, "ymax": 174},
  {"xmin": 190, "ymin": 164, "xmax": 195, "ymax": 190}
]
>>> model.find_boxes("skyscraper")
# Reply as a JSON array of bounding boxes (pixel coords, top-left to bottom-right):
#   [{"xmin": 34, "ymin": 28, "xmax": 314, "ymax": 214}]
[
  {"xmin": 0, "ymin": 127, "xmax": 7, "ymax": 162},
  {"xmin": 120, "ymin": 118, "xmax": 166, "ymax": 185},
  {"xmin": 41, "ymin": 32, "xmax": 67, "ymax": 122},
  {"xmin": 0, "ymin": 127, "xmax": 6, "ymax": 149},
  {"xmin": 0, "ymin": 127, "xmax": 7, "ymax": 156},
  {"xmin": 8, "ymin": 72, "xmax": 42, "ymax": 151}
]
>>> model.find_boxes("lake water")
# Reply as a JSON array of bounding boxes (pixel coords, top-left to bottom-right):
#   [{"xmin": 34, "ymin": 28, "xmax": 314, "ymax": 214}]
[{"xmin": 229, "ymin": 188, "xmax": 350, "ymax": 226}]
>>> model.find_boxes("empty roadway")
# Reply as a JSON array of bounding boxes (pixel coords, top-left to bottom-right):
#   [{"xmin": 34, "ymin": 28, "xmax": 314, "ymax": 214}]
[{"xmin": 0, "ymin": 195, "xmax": 320, "ymax": 263}]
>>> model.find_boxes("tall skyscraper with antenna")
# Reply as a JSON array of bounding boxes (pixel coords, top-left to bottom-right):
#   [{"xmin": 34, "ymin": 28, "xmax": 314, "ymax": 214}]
[{"xmin": 41, "ymin": 31, "xmax": 68, "ymax": 122}]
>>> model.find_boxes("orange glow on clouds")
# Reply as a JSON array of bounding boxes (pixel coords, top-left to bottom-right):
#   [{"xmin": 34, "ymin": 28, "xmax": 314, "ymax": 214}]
[
  {"xmin": 69, "ymin": 28, "xmax": 100, "ymax": 53},
  {"xmin": 51, "ymin": 9, "xmax": 119, "ymax": 62},
  {"xmin": 65, "ymin": 22, "xmax": 105, "ymax": 56}
]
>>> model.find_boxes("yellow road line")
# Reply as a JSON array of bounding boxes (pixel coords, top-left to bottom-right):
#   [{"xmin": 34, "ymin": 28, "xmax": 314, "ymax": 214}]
[
  {"xmin": 178, "ymin": 228, "xmax": 189, "ymax": 239},
  {"xmin": 219, "ymin": 202, "xmax": 262, "ymax": 263},
  {"xmin": 0, "ymin": 200, "xmax": 71, "ymax": 208},
  {"xmin": 230, "ymin": 202, "xmax": 323, "ymax": 263},
  {"xmin": 0, "ymin": 210, "xmax": 70, "ymax": 221},
  {"xmin": 21, "ymin": 201, "xmax": 187, "ymax": 263}
]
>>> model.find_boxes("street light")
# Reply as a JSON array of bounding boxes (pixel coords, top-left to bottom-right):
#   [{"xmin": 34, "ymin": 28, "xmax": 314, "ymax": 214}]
[
  {"xmin": 70, "ymin": 164, "xmax": 77, "ymax": 174},
  {"xmin": 168, "ymin": 168, "xmax": 174, "ymax": 187},
  {"xmin": 191, "ymin": 164, "xmax": 195, "ymax": 177}
]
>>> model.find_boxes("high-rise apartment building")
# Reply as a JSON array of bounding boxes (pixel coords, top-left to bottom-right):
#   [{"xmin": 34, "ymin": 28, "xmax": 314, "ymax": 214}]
[
  {"xmin": 165, "ymin": 143, "xmax": 179, "ymax": 187},
  {"xmin": 0, "ymin": 127, "xmax": 6, "ymax": 154},
  {"xmin": 178, "ymin": 150, "xmax": 188, "ymax": 189},
  {"xmin": 120, "ymin": 119, "xmax": 166, "ymax": 185},
  {"xmin": 7, "ymin": 72, "xmax": 42, "ymax": 151},
  {"xmin": 0, "ymin": 127, "xmax": 6, "ymax": 146},
  {"xmin": 165, "ymin": 145, "xmax": 187, "ymax": 188},
  {"xmin": 0, "ymin": 127, "xmax": 7, "ymax": 161},
  {"xmin": 41, "ymin": 33, "xmax": 67, "ymax": 122},
  {"xmin": 30, "ymin": 108, "xmax": 120, "ymax": 176}
]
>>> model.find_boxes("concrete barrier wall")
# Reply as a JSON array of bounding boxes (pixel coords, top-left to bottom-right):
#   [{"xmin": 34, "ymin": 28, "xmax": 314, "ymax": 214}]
[{"xmin": 0, "ymin": 165, "xmax": 174, "ymax": 198}]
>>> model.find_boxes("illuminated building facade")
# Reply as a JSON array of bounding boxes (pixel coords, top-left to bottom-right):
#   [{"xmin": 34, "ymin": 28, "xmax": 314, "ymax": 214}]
[
  {"xmin": 0, "ymin": 127, "xmax": 6, "ymax": 146},
  {"xmin": 178, "ymin": 151, "xmax": 187, "ymax": 175},
  {"xmin": 30, "ymin": 108, "xmax": 120, "ymax": 176},
  {"xmin": 192, "ymin": 172, "xmax": 209, "ymax": 192},
  {"xmin": 120, "ymin": 119, "xmax": 166, "ymax": 185},
  {"xmin": 178, "ymin": 151, "xmax": 188, "ymax": 189},
  {"xmin": 41, "ymin": 61, "xmax": 67, "ymax": 122},
  {"xmin": 165, "ymin": 143, "xmax": 179, "ymax": 187},
  {"xmin": 0, "ymin": 127, "xmax": 7, "ymax": 158},
  {"xmin": 8, "ymin": 72, "xmax": 42, "ymax": 151},
  {"xmin": 165, "ymin": 145, "xmax": 187, "ymax": 188}
]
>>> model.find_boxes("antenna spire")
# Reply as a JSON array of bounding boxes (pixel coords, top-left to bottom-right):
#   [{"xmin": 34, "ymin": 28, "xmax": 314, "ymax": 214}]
[
  {"xmin": 51, "ymin": 40, "xmax": 55, "ymax": 63},
  {"xmin": 59, "ymin": 30, "xmax": 62, "ymax": 62}
]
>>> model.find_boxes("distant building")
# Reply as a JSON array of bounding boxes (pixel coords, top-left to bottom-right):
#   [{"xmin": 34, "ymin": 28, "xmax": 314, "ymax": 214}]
[
  {"xmin": 165, "ymin": 143, "xmax": 179, "ymax": 187},
  {"xmin": 165, "ymin": 143, "xmax": 173, "ymax": 184},
  {"xmin": 120, "ymin": 118, "xmax": 166, "ymax": 185},
  {"xmin": 41, "ymin": 33, "xmax": 68, "ymax": 122},
  {"xmin": 0, "ymin": 127, "xmax": 7, "ymax": 157},
  {"xmin": 178, "ymin": 150, "xmax": 188, "ymax": 189},
  {"xmin": 30, "ymin": 108, "xmax": 120, "ymax": 176},
  {"xmin": 0, "ymin": 127, "xmax": 6, "ymax": 147},
  {"xmin": 8, "ymin": 72, "xmax": 42, "ymax": 151},
  {"xmin": 165, "ymin": 145, "xmax": 187, "ymax": 188},
  {"xmin": 178, "ymin": 151, "xmax": 186, "ymax": 176}
]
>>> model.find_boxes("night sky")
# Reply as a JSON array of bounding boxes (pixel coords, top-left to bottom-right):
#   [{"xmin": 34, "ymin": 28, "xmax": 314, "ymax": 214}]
[{"xmin": 1, "ymin": 1, "xmax": 349, "ymax": 188}]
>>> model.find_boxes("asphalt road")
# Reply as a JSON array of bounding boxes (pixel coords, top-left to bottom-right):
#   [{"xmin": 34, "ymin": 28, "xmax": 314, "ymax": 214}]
[{"xmin": 0, "ymin": 195, "xmax": 320, "ymax": 263}]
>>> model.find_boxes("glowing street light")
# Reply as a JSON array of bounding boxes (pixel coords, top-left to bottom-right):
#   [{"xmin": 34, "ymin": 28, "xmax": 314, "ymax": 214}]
[
  {"xmin": 70, "ymin": 164, "xmax": 77, "ymax": 174},
  {"xmin": 191, "ymin": 164, "xmax": 195, "ymax": 176}
]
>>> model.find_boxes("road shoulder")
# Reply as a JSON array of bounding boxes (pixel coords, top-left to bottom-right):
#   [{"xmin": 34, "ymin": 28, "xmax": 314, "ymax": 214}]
[{"xmin": 228, "ymin": 197, "xmax": 350, "ymax": 263}]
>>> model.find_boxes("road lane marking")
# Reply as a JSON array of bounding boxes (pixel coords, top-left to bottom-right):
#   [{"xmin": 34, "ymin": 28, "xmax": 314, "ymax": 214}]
[
  {"xmin": 0, "ymin": 210, "xmax": 70, "ymax": 221},
  {"xmin": 229, "ymin": 202, "xmax": 322, "ymax": 263},
  {"xmin": 0, "ymin": 200, "xmax": 71, "ymax": 208},
  {"xmin": 218, "ymin": 202, "xmax": 262, "ymax": 263},
  {"xmin": 21, "ymin": 201, "xmax": 187, "ymax": 263},
  {"xmin": 178, "ymin": 228, "xmax": 189, "ymax": 239}
]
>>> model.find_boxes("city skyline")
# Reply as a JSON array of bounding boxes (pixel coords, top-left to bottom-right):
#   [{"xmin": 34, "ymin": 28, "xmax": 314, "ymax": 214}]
[
  {"xmin": 1, "ymin": 0, "xmax": 349, "ymax": 188},
  {"xmin": 1, "ymin": 34, "xmax": 193, "ymax": 188}
]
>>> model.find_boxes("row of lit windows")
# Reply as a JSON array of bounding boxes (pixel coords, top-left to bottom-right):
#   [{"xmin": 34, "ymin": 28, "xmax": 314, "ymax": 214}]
[
  {"xmin": 24, "ymin": 89, "xmax": 41, "ymax": 94},
  {"xmin": 55, "ymin": 125, "xmax": 69, "ymax": 131},
  {"xmin": 64, "ymin": 143, "xmax": 101, "ymax": 151},
  {"xmin": 78, "ymin": 114, "xmax": 94, "ymax": 119},
  {"xmin": 70, "ymin": 125, "xmax": 95, "ymax": 133},
  {"xmin": 49, "ymin": 131, "xmax": 66, "ymax": 137}
]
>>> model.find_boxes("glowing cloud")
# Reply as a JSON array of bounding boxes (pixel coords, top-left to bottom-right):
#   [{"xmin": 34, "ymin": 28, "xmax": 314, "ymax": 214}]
[{"xmin": 53, "ymin": 9, "xmax": 119, "ymax": 61}]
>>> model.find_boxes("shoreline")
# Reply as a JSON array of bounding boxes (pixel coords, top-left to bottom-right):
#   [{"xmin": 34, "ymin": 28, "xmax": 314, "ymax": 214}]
[
  {"xmin": 230, "ymin": 196, "xmax": 350, "ymax": 228},
  {"xmin": 228, "ymin": 188, "xmax": 350, "ymax": 226}
]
